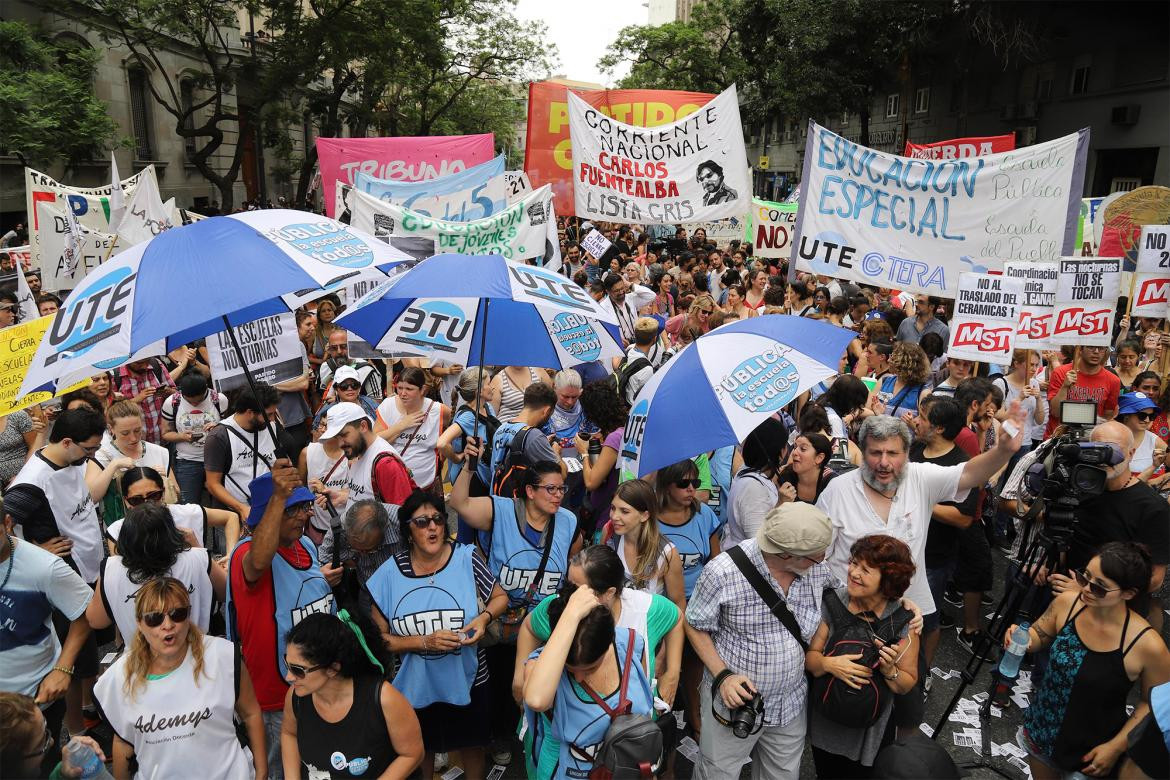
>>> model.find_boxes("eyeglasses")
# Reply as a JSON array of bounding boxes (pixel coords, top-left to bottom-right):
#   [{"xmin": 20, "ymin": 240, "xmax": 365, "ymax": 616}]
[
  {"xmin": 674, "ymin": 478, "xmax": 702, "ymax": 489},
  {"xmin": 408, "ymin": 513, "xmax": 445, "ymax": 529},
  {"xmin": 125, "ymin": 490, "xmax": 164, "ymax": 507},
  {"xmin": 22, "ymin": 722, "xmax": 53, "ymax": 760},
  {"xmin": 1073, "ymin": 568, "xmax": 1121, "ymax": 598},
  {"xmin": 694, "ymin": 308, "xmax": 712, "ymax": 315},
  {"xmin": 535, "ymin": 483, "xmax": 568, "ymax": 496},
  {"xmin": 285, "ymin": 501, "xmax": 313, "ymax": 516},
  {"xmin": 0, "ymin": 304, "xmax": 15, "ymax": 313},
  {"xmin": 141, "ymin": 606, "xmax": 190, "ymax": 628},
  {"xmin": 336, "ymin": 381, "xmax": 360, "ymax": 391},
  {"xmin": 284, "ymin": 660, "xmax": 326, "ymax": 679}
]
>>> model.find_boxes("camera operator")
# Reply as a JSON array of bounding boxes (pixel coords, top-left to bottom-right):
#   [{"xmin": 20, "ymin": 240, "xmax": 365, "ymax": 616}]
[{"xmin": 684, "ymin": 504, "xmax": 834, "ymax": 780}]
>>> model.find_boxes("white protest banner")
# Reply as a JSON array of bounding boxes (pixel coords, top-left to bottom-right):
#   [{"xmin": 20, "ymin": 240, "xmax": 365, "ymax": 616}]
[
  {"xmin": 345, "ymin": 183, "xmax": 562, "ymax": 270},
  {"xmin": 791, "ymin": 123, "xmax": 1089, "ymax": 298},
  {"xmin": 206, "ymin": 312, "xmax": 304, "ymax": 394},
  {"xmin": 946, "ymin": 272, "xmax": 1023, "ymax": 363},
  {"xmin": 568, "ymin": 84, "xmax": 750, "ymax": 224},
  {"xmin": 1004, "ymin": 262, "xmax": 1059, "ymax": 350},
  {"xmin": 1051, "ymin": 257, "xmax": 1121, "ymax": 347},
  {"xmin": 581, "ymin": 229, "xmax": 613, "ymax": 260},
  {"xmin": 685, "ymin": 216, "xmax": 747, "ymax": 248},
  {"xmin": 353, "ymin": 154, "xmax": 508, "ymax": 222},
  {"xmin": 14, "ymin": 263, "xmax": 38, "ymax": 322},
  {"xmin": 748, "ymin": 199, "xmax": 799, "ymax": 258},
  {"xmin": 1132, "ymin": 225, "xmax": 1170, "ymax": 317},
  {"xmin": 117, "ymin": 173, "xmax": 176, "ymax": 247},
  {"xmin": 35, "ymin": 203, "xmax": 119, "ymax": 293},
  {"xmin": 25, "ymin": 166, "xmax": 156, "ymax": 268}
]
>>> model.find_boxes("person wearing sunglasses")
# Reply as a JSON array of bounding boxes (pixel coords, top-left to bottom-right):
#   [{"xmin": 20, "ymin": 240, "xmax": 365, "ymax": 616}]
[
  {"xmin": 665, "ymin": 292, "xmax": 716, "ymax": 347},
  {"xmin": 95, "ymin": 577, "xmax": 265, "ymax": 779},
  {"xmin": 312, "ymin": 365, "xmax": 379, "ymax": 437},
  {"xmin": 87, "ymin": 499, "xmax": 226, "ymax": 642},
  {"xmin": 1006, "ymin": 543, "xmax": 1170, "ymax": 780},
  {"xmin": 1116, "ymin": 392, "xmax": 1167, "ymax": 480},
  {"xmin": 367, "ymin": 490, "xmax": 507, "ymax": 779},
  {"xmin": 104, "ymin": 466, "xmax": 239, "ymax": 553},
  {"xmin": 0, "ymin": 289, "xmax": 20, "ymax": 329},
  {"xmin": 281, "ymin": 613, "xmax": 423, "ymax": 780}
]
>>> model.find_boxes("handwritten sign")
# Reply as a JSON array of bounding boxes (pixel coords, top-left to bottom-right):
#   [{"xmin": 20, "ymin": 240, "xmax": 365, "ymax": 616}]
[
  {"xmin": 1132, "ymin": 225, "xmax": 1170, "ymax": 317},
  {"xmin": 1003, "ymin": 262, "xmax": 1059, "ymax": 350},
  {"xmin": 581, "ymin": 229, "xmax": 613, "ymax": 260},
  {"xmin": 792, "ymin": 122, "xmax": 1089, "ymax": 297},
  {"xmin": 206, "ymin": 312, "xmax": 304, "ymax": 394},
  {"xmin": 1051, "ymin": 257, "xmax": 1121, "ymax": 347},
  {"xmin": 352, "ymin": 154, "xmax": 508, "ymax": 222},
  {"xmin": 0, "ymin": 316, "xmax": 89, "ymax": 414},
  {"xmin": 946, "ymin": 272, "xmax": 1023, "ymax": 362},
  {"xmin": 748, "ymin": 199, "xmax": 798, "ymax": 258}
]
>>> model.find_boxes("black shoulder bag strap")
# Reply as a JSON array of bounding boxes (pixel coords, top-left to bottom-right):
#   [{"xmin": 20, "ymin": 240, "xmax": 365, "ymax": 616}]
[
  {"xmin": 520, "ymin": 504, "xmax": 556, "ymax": 608},
  {"xmin": 727, "ymin": 545, "xmax": 808, "ymax": 652}
]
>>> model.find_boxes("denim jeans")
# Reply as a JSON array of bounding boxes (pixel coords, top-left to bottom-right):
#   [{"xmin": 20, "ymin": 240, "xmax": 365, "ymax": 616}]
[{"xmin": 174, "ymin": 458, "xmax": 206, "ymax": 504}]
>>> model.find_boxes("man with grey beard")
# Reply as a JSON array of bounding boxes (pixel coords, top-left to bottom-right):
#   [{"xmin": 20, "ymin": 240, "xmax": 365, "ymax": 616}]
[{"xmin": 815, "ymin": 408, "xmax": 1027, "ymax": 629}]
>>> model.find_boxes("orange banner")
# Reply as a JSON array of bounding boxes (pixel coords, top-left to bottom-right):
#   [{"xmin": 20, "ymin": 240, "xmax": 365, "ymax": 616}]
[{"xmin": 524, "ymin": 82, "xmax": 714, "ymax": 217}]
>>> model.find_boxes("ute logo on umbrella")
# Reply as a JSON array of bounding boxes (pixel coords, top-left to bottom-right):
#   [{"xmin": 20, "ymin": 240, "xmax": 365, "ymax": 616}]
[
  {"xmin": 621, "ymin": 398, "xmax": 650, "ymax": 464},
  {"xmin": 508, "ymin": 264, "xmax": 594, "ymax": 312},
  {"xmin": 715, "ymin": 347, "xmax": 801, "ymax": 413},
  {"xmin": 267, "ymin": 222, "xmax": 375, "ymax": 269},
  {"xmin": 46, "ymin": 265, "xmax": 136, "ymax": 364}
]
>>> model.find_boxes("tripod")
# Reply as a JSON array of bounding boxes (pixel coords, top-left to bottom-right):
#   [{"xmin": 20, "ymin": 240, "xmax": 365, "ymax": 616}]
[{"xmin": 930, "ymin": 496, "xmax": 1076, "ymax": 778}]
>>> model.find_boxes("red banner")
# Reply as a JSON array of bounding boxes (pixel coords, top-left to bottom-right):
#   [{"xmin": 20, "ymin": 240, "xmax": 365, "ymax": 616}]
[
  {"xmin": 524, "ymin": 82, "xmax": 714, "ymax": 216},
  {"xmin": 903, "ymin": 133, "xmax": 1016, "ymax": 160}
]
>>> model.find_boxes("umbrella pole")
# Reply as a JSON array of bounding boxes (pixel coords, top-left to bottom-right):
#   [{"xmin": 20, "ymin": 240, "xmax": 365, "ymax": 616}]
[
  {"xmin": 468, "ymin": 298, "xmax": 491, "ymax": 475},
  {"xmin": 221, "ymin": 315, "xmax": 288, "ymax": 460}
]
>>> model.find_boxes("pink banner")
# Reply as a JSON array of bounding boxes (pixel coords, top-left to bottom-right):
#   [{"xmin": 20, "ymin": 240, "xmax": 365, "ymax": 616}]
[{"xmin": 316, "ymin": 134, "xmax": 495, "ymax": 217}]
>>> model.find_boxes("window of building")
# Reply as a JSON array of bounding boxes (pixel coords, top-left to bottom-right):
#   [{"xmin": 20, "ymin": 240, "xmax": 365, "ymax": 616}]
[
  {"xmin": 127, "ymin": 67, "xmax": 155, "ymax": 160},
  {"xmin": 914, "ymin": 87, "xmax": 930, "ymax": 114},
  {"xmin": 886, "ymin": 94, "xmax": 899, "ymax": 118},
  {"xmin": 1071, "ymin": 65, "xmax": 1091, "ymax": 95},
  {"xmin": 180, "ymin": 80, "xmax": 197, "ymax": 157}
]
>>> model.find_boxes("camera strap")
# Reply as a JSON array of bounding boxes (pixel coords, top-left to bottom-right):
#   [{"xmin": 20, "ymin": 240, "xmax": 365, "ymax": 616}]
[{"xmin": 727, "ymin": 545, "xmax": 808, "ymax": 652}]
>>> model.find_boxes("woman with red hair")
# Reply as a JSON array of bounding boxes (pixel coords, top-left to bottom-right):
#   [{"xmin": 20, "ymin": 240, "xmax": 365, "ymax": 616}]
[{"xmin": 805, "ymin": 535, "xmax": 919, "ymax": 779}]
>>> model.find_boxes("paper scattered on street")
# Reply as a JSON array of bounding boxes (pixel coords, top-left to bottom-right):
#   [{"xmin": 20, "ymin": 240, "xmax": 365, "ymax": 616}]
[
  {"xmin": 919, "ymin": 723, "xmax": 935, "ymax": 737},
  {"xmin": 441, "ymin": 768, "xmax": 464, "ymax": 780},
  {"xmin": 677, "ymin": 737, "xmax": 701, "ymax": 762}
]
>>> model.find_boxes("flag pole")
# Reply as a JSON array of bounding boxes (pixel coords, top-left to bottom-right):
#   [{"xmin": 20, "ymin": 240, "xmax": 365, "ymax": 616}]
[{"xmin": 467, "ymin": 298, "xmax": 491, "ymax": 475}]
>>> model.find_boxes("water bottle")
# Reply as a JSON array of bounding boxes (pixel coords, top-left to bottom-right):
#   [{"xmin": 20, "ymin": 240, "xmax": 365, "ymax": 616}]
[
  {"xmin": 63, "ymin": 738, "xmax": 114, "ymax": 780},
  {"xmin": 998, "ymin": 622, "xmax": 1031, "ymax": 679}
]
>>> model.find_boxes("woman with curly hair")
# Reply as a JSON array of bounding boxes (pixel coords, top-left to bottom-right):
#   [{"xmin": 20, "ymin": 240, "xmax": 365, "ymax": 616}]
[
  {"xmin": 574, "ymin": 380, "xmax": 631, "ymax": 540},
  {"xmin": 873, "ymin": 342, "xmax": 931, "ymax": 421}
]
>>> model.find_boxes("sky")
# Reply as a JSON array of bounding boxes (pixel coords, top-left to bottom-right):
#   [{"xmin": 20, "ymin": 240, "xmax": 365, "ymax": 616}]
[{"xmin": 513, "ymin": 0, "xmax": 648, "ymax": 86}]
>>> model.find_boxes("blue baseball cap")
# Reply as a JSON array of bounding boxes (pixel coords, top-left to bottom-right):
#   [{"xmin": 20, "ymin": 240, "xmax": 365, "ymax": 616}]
[
  {"xmin": 245, "ymin": 472, "xmax": 316, "ymax": 529},
  {"xmin": 1118, "ymin": 391, "xmax": 1160, "ymax": 417}
]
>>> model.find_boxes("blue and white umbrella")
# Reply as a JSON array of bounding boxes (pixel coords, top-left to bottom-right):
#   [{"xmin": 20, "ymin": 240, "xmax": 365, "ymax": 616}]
[
  {"xmin": 620, "ymin": 315, "xmax": 856, "ymax": 477},
  {"xmin": 337, "ymin": 253, "xmax": 623, "ymax": 370},
  {"xmin": 19, "ymin": 209, "xmax": 409, "ymax": 397}
]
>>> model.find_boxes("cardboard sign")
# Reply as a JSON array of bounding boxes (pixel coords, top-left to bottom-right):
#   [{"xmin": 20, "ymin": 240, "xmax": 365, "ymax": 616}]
[
  {"xmin": 1051, "ymin": 257, "xmax": 1121, "ymax": 346},
  {"xmin": 316, "ymin": 134, "xmax": 495, "ymax": 218},
  {"xmin": 0, "ymin": 316, "xmax": 89, "ymax": 414},
  {"xmin": 1132, "ymin": 225, "xmax": 1170, "ymax": 317},
  {"xmin": 1003, "ymin": 261, "xmax": 1059, "ymax": 350},
  {"xmin": 568, "ymin": 84, "xmax": 750, "ymax": 225},
  {"xmin": 903, "ymin": 133, "xmax": 1016, "ymax": 160},
  {"xmin": 747, "ymin": 199, "xmax": 799, "ymax": 258},
  {"xmin": 206, "ymin": 312, "xmax": 304, "ymax": 394},
  {"xmin": 352, "ymin": 154, "xmax": 508, "ymax": 222},
  {"xmin": 524, "ymin": 81, "xmax": 714, "ymax": 216},
  {"xmin": 580, "ymin": 229, "xmax": 613, "ymax": 260},
  {"xmin": 946, "ymin": 272, "xmax": 1023, "ymax": 362},
  {"xmin": 792, "ymin": 123, "xmax": 1089, "ymax": 297}
]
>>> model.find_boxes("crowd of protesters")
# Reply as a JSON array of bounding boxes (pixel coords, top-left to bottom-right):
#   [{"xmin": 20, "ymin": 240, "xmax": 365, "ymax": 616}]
[{"xmin": 2, "ymin": 216, "xmax": 1170, "ymax": 780}]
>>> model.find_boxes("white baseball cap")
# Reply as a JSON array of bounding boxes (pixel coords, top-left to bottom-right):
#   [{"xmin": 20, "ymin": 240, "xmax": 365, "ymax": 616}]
[
  {"xmin": 332, "ymin": 365, "xmax": 361, "ymax": 386},
  {"xmin": 320, "ymin": 401, "xmax": 370, "ymax": 439}
]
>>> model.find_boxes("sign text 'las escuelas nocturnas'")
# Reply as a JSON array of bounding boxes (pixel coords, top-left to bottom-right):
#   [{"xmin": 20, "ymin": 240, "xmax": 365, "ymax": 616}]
[
  {"xmin": 945, "ymin": 272, "xmax": 1023, "ymax": 363},
  {"xmin": 792, "ymin": 122, "xmax": 1089, "ymax": 298},
  {"xmin": 1004, "ymin": 261, "xmax": 1059, "ymax": 350},
  {"xmin": 1132, "ymin": 225, "xmax": 1170, "ymax": 318},
  {"xmin": 1051, "ymin": 257, "xmax": 1121, "ymax": 347},
  {"xmin": 568, "ymin": 84, "xmax": 750, "ymax": 225},
  {"xmin": 206, "ymin": 313, "xmax": 306, "ymax": 394}
]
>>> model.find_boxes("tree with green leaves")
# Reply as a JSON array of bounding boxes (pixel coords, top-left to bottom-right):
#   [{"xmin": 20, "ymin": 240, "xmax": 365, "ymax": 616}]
[{"xmin": 0, "ymin": 21, "xmax": 120, "ymax": 168}]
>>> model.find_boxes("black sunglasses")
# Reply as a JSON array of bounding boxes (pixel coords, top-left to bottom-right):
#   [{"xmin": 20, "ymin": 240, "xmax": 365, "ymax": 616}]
[
  {"xmin": 141, "ymin": 606, "xmax": 189, "ymax": 628},
  {"xmin": 1132, "ymin": 411, "xmax": 1156, "ymax": 422},
  {"xmin": 1073, "ymin": 568, "xmax": 1121, "ymax": 599},
  {"xmin": 409, "ymin": 513, "xmax": 445, "ymax": 529},
  {"xmin": 285, "ymin": 660, "xmax": 326, "ymax": 679},
  {"xmin": 674, "ymin": 478, "xmax": 702, "ymax": 489},
  {"xmin": 125, "ymin": 489, "xmax": 164, "ymax": 507},
  {"xmin": 336, "ymin": 381, "xmax": 360, "ymax": 391}
]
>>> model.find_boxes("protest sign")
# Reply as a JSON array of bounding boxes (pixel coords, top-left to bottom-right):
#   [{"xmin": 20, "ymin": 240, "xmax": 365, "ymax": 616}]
[
  {"xmin": 25, "ymin": 166, "xmax": 156, "ymax": 268},
  {"xmin": 685, "ymin": 217, "xmax": 747, "ymax": 248},
  {"xmin": 1132, "ymin": 225, "xmax": 1170, "ymax": 317},
  {"xmin": 748, "ymin": 199, "xmax": 799, "ymax": 258},
  {"xmin": 568, "ymin": 85, "xmax": 750, "ymax": 225},
  {"xmin": 344, "ymin": 183, "xmax": 562, "ymax": 270},
  {"xmin": 903, "ymin": 133, "xmax": 1015, "ymax": 160},
  {"xmin": 36, "ymin": 203, "xmax": 120, "ymax": 293},
  {"xmin": 946, "ymin": 272, "xmax": 1023, "ymax": 363},
  {"xmin": 792, "ymin": 122, "xmax": 1089, "ymax": 298},
  {"xmin": 316, "ymin": 134, "xmax": 495, "ymax": 218},
  {"xmin": 352, "ymin": 154, "xmax": 508, "ymax": 222},
  {"xmin": 525, "ymin": 81, "xmax": 714, "ymax": 216},
  {"xmin": 0, "ymin": 316, "xmax": 89, "ymax": 414},
  {"xmin": 505, "ymin": 171, "xmax": 533, "ymax": 201},
  {"xmin": 1051, "ymin": 257, "xmax": 1121, "ymax": 346},
  {"xmin": 1098, "ymin": 186, "xmax": 1170, "ymax": 268},
  {"xmin": 1003, "ymin": 261, "xmax": 1059, "ymax": 350},
  {"xmin": 206, "ymin": 312, "xmax": 304, "ymax": 394},
  {"xmin": 581, "ymin": 229, "xmax": 613, "ymax": 260}
]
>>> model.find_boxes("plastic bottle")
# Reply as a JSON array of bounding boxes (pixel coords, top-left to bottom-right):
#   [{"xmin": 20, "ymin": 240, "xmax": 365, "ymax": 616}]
[
  {"xmin": 63, "ymin": 738, "xmax": 114, "ymax": 780},
  {"xmin": 998, "ymin": 621, "xmax": 1031, "ymax": 679}
]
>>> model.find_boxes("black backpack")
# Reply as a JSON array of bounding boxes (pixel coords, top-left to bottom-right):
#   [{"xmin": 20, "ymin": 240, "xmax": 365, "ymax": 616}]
[
  {"xmin": 810, "ymin": 588, "xmax": 911, "ymax": 729},
  {"xmin": 580, "ymin": 629, "xmax": 662, "ymax": 779},
  {"xmin": 491, "ymin": 426, "xmax": 538, "ymax": 499},
  {"xmin": 614, "ymin": 354, "xmax": 653, "ymax": 402}
]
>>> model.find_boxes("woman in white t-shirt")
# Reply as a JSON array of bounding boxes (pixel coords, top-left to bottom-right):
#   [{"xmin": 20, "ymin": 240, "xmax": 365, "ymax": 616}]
[
  {"xmin": 993, "ymin": 349, "xmax": 1048, "ymax": 448},
  {"xmin": 94, "ymin": 577, "xmax": 265, "ymax": 780},
  {"xmin": 88, "ymin": 499, "xmax": 225, "ymax": 641},
  {"xmin": 602, "ymin": 479, "xmax": 686, "ymax": 613},
  {"xmin": 103, "ymin": 467, "xmax": 240, "ymax": 552},
  {"xmin": 86, "ymin": 401, "xmax": 178, "ymax": 526},
  {"xmin": 374, "ymin": 366, "xmax": 449, "ymax": 492}
]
